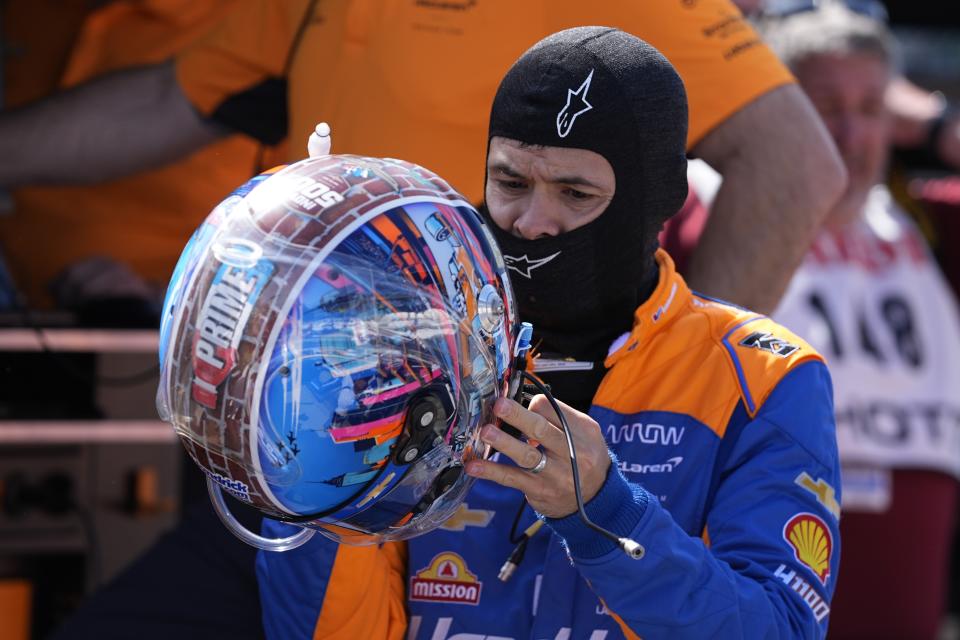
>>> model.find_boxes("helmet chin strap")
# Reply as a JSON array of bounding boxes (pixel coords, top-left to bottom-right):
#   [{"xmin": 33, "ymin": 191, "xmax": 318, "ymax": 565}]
[
  {"xmin": 207, "ymin": 477, "xmax": 316, "ymax": 552},
  {"xmin": 204, "ymin": 125, "xmax": 329, "ymax": 552}
]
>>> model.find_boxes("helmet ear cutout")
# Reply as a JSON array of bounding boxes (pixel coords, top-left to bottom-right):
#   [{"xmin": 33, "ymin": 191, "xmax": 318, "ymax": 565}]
[
  {"xmin": 408, "ymin": 464, "xmax": 465, "ymax": 520},
  {"xmin": 393, "ymin": 381, "xmax": 455, "ymax": 465}
]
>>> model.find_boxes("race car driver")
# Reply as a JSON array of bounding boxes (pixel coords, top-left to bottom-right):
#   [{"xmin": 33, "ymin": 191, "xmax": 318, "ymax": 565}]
[{"xmin": 254, "ymin": 27, "xmax": 843, "ymax": 640}]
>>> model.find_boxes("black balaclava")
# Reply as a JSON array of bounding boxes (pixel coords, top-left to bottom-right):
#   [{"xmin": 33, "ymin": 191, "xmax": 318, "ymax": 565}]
[{"xmin": 482, "ymin": 27, "xmax": 689, "ymax": 411}]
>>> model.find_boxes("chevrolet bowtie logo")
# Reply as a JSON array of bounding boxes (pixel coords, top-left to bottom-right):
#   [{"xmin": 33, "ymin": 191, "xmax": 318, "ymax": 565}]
[
  {"xmin": 503, "ymin": 252, "xmax": 560, "ymax": 278},
  {"xmin": 440, "ymin": 504, "xmax": 494, "ymax": 531},
  {"xmin": 795, "ymin": 472, "xmax": 841, "ymax": 520}
]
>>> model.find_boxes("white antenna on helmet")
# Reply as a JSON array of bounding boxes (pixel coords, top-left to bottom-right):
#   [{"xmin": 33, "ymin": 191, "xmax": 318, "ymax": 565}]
[{"xmin": 307, "ymin": 122, "xmax": 332, "ymax": 158}]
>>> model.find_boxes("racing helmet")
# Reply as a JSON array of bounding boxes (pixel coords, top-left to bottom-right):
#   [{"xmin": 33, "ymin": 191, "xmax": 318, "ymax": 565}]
[{"xmin": 157, "ymin": 155, "xmax": 518, "ymax": 547}]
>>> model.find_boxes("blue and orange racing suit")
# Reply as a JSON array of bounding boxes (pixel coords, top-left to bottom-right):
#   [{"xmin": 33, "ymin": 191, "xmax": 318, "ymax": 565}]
[{"xmin": 256, "ymin": 250, "xmax": 842, "ymax": 639}]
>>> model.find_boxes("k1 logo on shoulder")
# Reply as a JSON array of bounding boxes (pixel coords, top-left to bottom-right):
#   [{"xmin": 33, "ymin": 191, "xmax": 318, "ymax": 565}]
[{"xmin": 739, "ymin": 331, "xmax": 799, "ymax": 358}]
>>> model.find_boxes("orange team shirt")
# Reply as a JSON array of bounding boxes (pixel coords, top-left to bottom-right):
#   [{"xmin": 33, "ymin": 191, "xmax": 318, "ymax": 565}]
[
  {"xmin": 176, "ymin": 0, "xmax": 794, "ymax": 204},
  {"xmin": 1, "ymin": 0, "xmax": 93, "ymax": 108},
  {"xmin": 0, "ymin": 0, "xmax": 261, "ymax": 308}
]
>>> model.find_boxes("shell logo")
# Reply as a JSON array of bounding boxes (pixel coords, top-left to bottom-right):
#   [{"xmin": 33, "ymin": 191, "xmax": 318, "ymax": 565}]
[
  {"xmin": 410, "ymin": 552, "xmax": 483, "ymax": 605},
  {"xmin": 783, "ymin": 513, "xmax": 833, "ymax": 585}
]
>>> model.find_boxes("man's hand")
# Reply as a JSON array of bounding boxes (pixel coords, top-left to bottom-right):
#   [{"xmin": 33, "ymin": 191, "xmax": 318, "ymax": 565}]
[{"xmin": 465, "ymin": 396, "xmax": 611, "ymax": 518}]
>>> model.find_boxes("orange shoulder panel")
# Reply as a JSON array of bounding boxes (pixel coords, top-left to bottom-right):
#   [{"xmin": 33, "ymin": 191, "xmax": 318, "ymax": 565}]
[
  {"xmin": 716, "ymin": 312, "xmax": 824, "ymax": 418},
  {"xmin": 313, "ymin": 542, "xmax": 408, "ymax": 640},
  {"xmin": 596, "ymin": 300, "xmax": 744, "ymax": 438},
  {"xmin": 597, "ymin": 295, "xmax": 824, "ymax": 437}
]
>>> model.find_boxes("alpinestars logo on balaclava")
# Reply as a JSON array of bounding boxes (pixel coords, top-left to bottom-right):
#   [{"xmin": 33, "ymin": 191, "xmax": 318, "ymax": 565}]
[
  {"xmin": 504, "ymin": 252, "xmax": 561, "ymax": 278},
  {"xmin": 481, "ymin": 27, "xmax": 689, "ymax": 410},
  {"xmin": 556, "ymin": 69, "xmax": 594, "ymax": 138}
]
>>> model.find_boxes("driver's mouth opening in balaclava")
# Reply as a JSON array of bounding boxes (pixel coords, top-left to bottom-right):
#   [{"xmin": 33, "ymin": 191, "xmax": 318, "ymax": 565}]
[{"xmin": 480, "ymin": 26, "xmax": 689, "ymax": 412}]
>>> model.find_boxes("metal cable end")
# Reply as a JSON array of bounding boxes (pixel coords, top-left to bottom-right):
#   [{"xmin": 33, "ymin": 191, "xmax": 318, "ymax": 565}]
[
  {"xmin": 499, "ymin": 536, "xmax": 530, "ymax": 581},
  {"xmin": 619, "ymin": 538, "xmax": 645, "ymax": 560}
]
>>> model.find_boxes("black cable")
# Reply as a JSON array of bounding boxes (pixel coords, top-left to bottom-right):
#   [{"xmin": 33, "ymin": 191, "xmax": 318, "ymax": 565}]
[
  {"xmin": 507, "ymin": 495, "xmax": 529, "ymax": 545},
  {"xmin": 499, "ymin": 518, "xmax": 543, "ymax": 582},
  {"xmin": 520, "ymin": 370, "xmax": 645, "ymax": 560}
]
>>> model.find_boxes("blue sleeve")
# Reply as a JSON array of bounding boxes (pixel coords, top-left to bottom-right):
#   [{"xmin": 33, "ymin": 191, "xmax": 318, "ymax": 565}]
[
  {"xmin": 546, "ymin": 361, "xmax": 841, "ymax": 639},
  {"xmin": 256, "ymin": 520, "xmax": 339, "ymax": 640}
]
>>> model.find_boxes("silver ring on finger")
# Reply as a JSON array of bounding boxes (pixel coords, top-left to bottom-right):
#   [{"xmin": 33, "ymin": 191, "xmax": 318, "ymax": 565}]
[{"xmin": 526, "ymin": 448, "xmax": 547, "ymax": 475}]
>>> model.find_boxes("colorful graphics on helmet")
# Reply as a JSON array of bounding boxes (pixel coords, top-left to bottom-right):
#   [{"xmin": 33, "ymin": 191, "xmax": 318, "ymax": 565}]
[
  {"xmin": 192, "ymin": 258, "xmax": 275, "ymax": 409},
  {"xmin": 158, "ymin": 155, "xmax": 516, "ymax": 545},
  {"xmin": 158, "ymin": 171, "xmax": 277, "ymax": 388}
]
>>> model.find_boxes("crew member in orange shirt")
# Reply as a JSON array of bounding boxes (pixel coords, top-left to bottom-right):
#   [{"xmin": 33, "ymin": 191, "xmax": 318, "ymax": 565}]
[
  {"xmin": 0, "ymin": 0, "xmax": 260, "ymax": 314},
  {"xmin": 0, "ymin": 0, "xmax": 847, "ymax": 313}
]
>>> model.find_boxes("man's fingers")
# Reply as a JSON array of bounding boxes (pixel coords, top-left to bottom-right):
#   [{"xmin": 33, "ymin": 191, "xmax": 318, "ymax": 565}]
[
  {"xmin": 493, "ymin": 397, "xmax": 565, "ymax": 452},
  {"xmin": 478, "ymin": 424, "xmax": 545, "ymax": 471},
  {"xmin": 465, "ymin": 457, "xmax": 536, "ymax": 493},
  {"xmin": 526, "ymin": 394, "xmax": 582, "ymax": 428}
]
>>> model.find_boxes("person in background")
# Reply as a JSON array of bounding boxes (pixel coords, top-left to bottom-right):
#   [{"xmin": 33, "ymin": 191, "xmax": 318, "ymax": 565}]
[
  {"xmin": 755, "ymin": 0, "xmax": 960, "ymax": 300},
  {"xmin": 739, "ymin": 0, "xmax": 960, "ymax": 173},
  {"xmin": 0, "ymin": 0, "xmax": 261, "ymax": 321},
  {"xmin": 671, "ymin": 0, "xmax": 960, "ymax": 303},
  {"xmin": 0, "ymin": 0, "xmax": 847, "ymax": 314},
  {"xmin": 762, "ymin": 6, "xmax": 960, "ymax": 638},
  {"xmin": 1, "ymin": 2, "xmax": 269, "ymax": 638}
]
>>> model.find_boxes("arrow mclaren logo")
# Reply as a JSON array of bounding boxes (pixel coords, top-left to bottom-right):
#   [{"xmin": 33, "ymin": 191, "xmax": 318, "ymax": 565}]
[
  {"xmin": 503, "ymin": 252, "xmax": 560, "ymax": 278},
  {"xmin": 619, "ymin": 456, "xmax": 683, "ymax": 475},
  {"xmin": 556, "ymin": 69, "xmax": 595, "ymax": 138}
]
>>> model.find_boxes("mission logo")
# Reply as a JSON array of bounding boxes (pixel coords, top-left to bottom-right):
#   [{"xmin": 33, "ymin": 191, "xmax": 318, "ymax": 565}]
[{"xmin": 410, "ymin": 552, "xmax": 483, "ymax": 605}]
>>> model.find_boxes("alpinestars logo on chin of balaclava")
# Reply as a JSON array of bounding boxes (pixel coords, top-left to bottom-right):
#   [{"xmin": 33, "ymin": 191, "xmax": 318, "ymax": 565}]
[
  {"xmin": 504, "ymin": 252, "xmax": 561, "ymax": 278},
  {"xmin": 556, "ymin": 69, "xmax": 594, "ymax": 138}
]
